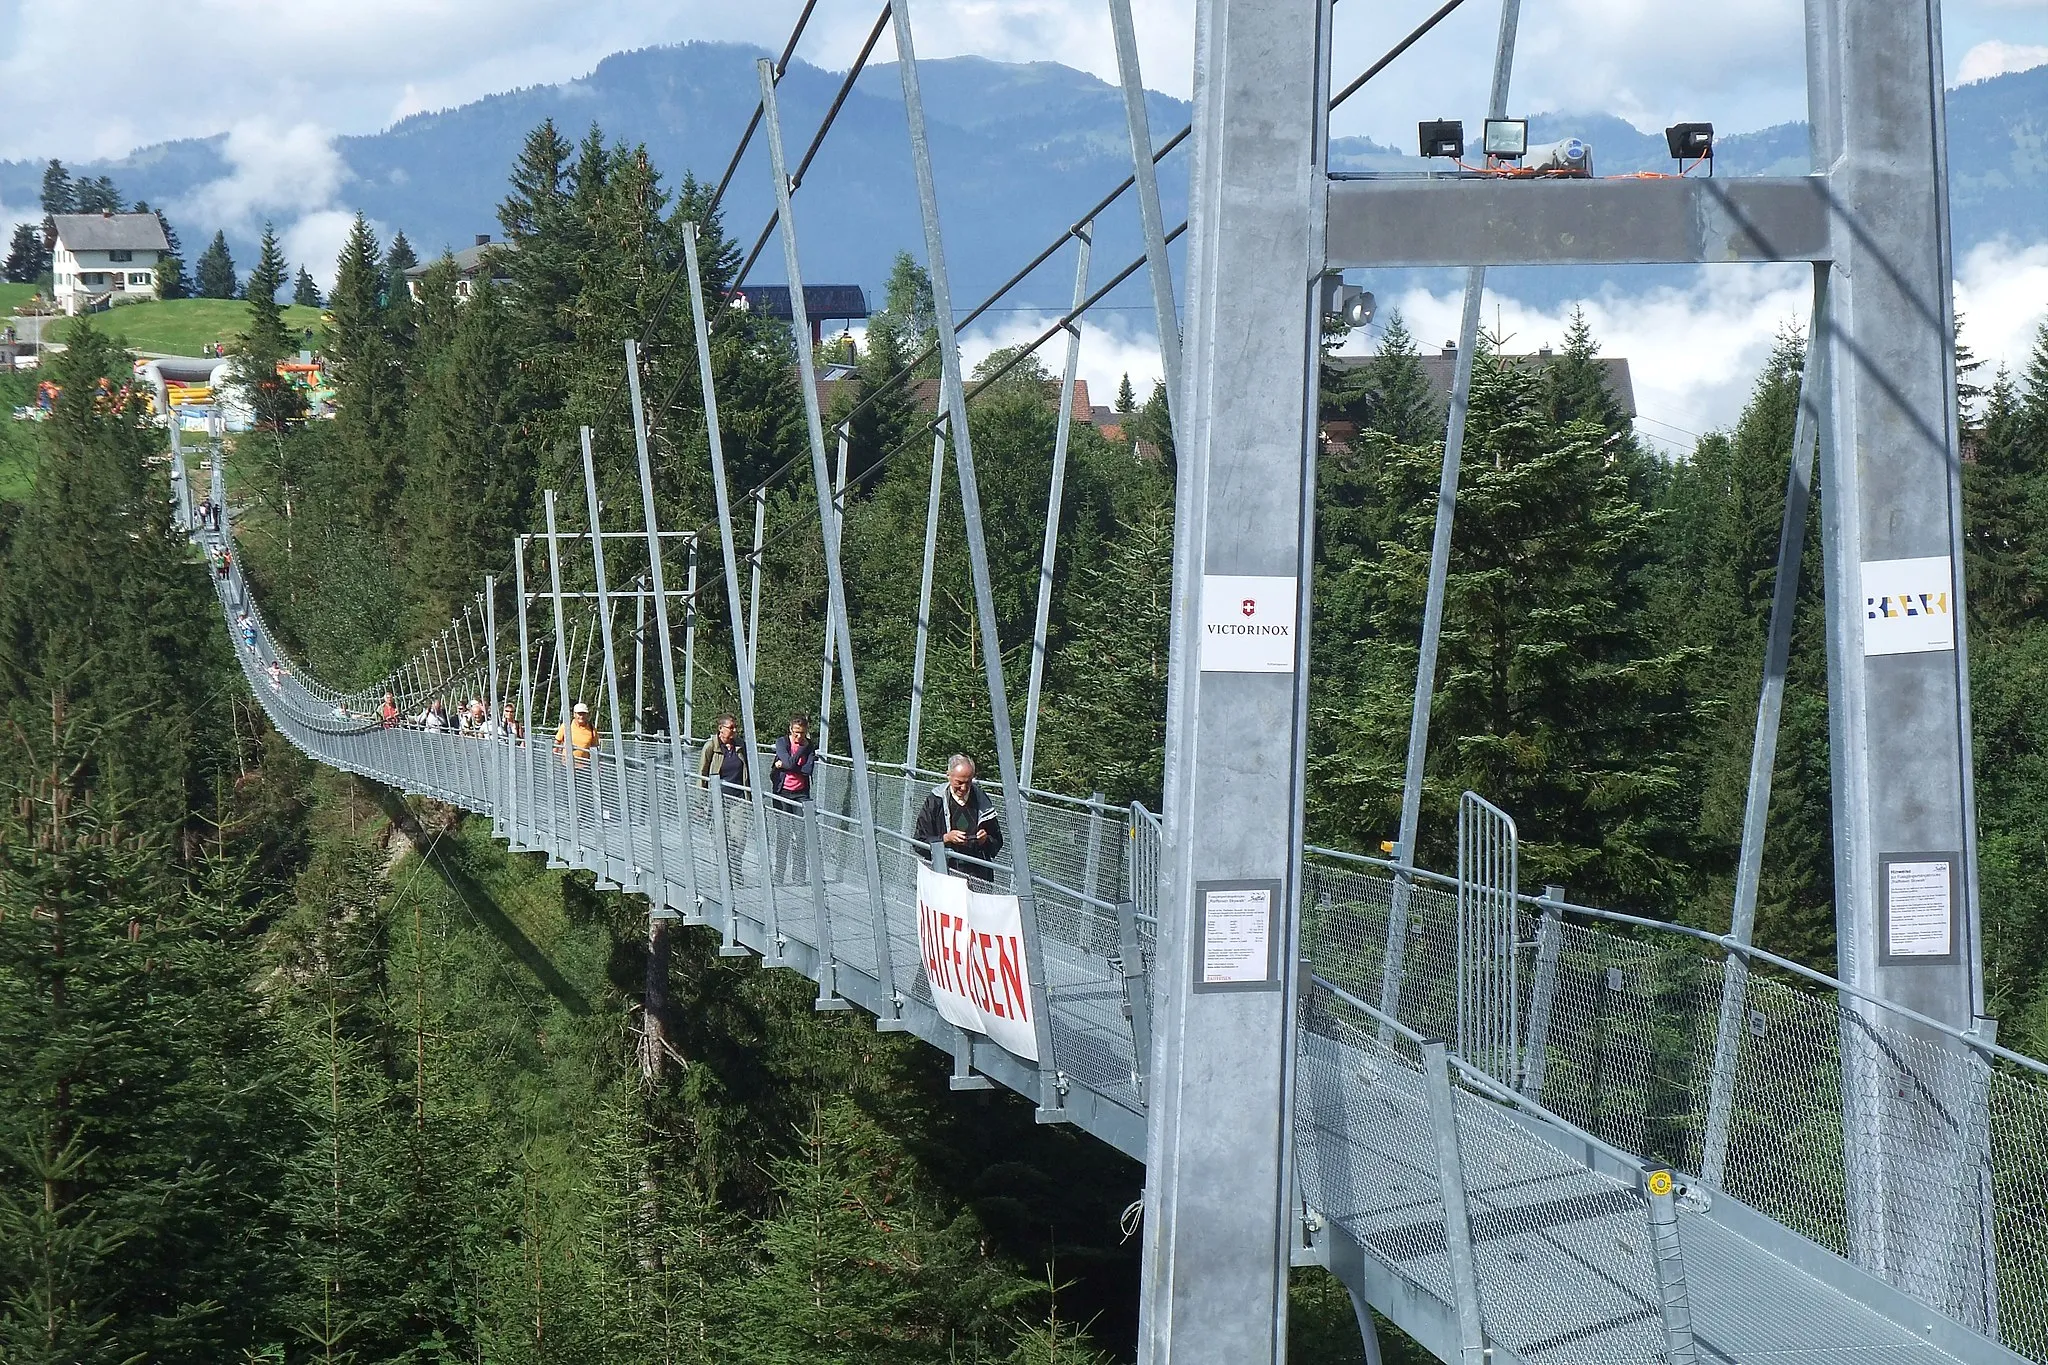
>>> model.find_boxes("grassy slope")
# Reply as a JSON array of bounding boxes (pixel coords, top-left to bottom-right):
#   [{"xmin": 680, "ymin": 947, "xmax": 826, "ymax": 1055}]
[
  {"xmin": 0, "ymin": 369, "xmax": 44, "ymax": 502},
  {"xmin": 45, "ymin": 298, "xmax": 325, "ymax": 356},
  {"xmin": 0, "ymin": 283, "xmax": 38, "ymax": 315}
]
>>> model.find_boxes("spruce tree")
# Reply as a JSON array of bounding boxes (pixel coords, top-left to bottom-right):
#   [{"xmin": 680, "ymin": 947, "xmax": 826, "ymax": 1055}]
[
  {"xmin": 0, "ymin": 738, "xmax": 296, "ymax": 1364},
  {"xmin": 402, "ymin": 276, "xmax": 527, "ymax": 624},
  {"xmin": 1965, "ymin": 367, "xmax": 2043, "ymax": 633},
  {"xmin": 3, "ymin": 222, "xmax": 48, "ymax": 283},
  {"xmin": 233, "ymin": 224, "xmax": 306, "ymax": 432},
  {"xmin": 0, "ymin": 322, "xmax": 216, "ymax": 833},
  {"xmin": 1315, "ymin": 347, "xmax": 1705, "ymax": 907},
  {"xmin": 72, "ymin": 176, "xmax": 122, "ymax": 215},
  {"xmin": 1115, "ymin": 372, "xmax": 1136, "ymax": 413},
  {"xmin": 194, "ymin": 231, "xmax": 237, "ymax": 299},
  {"xmin": 382, "ymin": 231, "xmax": 418, "ymax": 289},
  {"xmin": 150, "ymin": 210, "xmax": 187, "ymax": 298},
  {"xmin": 326, "ymin": 213, "xmax": 407, "ymax": 522},
  {"xmin": 291, "ymin": 266, "xmax": 322, "ymax": 308},
  {"xmin": 39, "ymin": 160, "xmax": 73, "ymax": 215},
  {"xmin": 1361, "ymin": 310, "xmax": 1437, "ymax": 443}
]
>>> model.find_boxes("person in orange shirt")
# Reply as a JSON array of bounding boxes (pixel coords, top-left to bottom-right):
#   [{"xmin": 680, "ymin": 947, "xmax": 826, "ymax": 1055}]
[{"xmin": 554, "ymin": 701, "xmax": 599, "ymax": 766}]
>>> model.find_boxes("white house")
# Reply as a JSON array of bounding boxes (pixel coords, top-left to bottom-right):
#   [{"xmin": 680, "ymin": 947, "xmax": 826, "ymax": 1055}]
[{"xmin": 49, "ymin": 212, "xmax": 171, "ymax": 315}]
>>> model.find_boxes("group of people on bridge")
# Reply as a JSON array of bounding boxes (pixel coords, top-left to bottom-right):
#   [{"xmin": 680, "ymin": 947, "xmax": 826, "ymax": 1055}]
[{"xmin": 355, "ymin": 691, "xmax": 1007, "ymax": 888}]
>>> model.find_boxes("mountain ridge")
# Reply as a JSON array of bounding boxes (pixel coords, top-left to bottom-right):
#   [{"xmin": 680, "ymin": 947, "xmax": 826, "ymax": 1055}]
[{"xmin": 3, "ymin": 43, "xmax": 2043, "ymax": 314}]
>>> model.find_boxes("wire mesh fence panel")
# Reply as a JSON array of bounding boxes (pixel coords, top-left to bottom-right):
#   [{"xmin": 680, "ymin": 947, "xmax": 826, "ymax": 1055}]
[
  {"xmin": 760, "ymin": 800, "xmax": 814, "ymax": 952},
  {"xmin": 1990, "ymin": 1065, "xmax": 2048, "ymax": 1359},
  {"xmin": 1296, "ymin": 984, "xmax": 1460, "ymax": 1308},
  {"xmin": 1532, "ymin": 922, "xmax": 1679, "ymax": 1166}
]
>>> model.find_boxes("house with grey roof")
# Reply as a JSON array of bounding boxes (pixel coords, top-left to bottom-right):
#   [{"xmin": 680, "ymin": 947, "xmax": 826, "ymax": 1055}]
[
  {"xmin": 49, "ymin": 212, "xmax": 171, "ymax": 315},
  {"xmin": 403, "ymin": 234, "xmax": 516, "ymax": 302}
]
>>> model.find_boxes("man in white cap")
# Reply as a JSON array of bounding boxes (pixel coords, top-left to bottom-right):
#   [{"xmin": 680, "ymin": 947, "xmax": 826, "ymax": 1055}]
[{"xmin": 555, "ymin": 700, "xmax": 599, "ymax": 766}]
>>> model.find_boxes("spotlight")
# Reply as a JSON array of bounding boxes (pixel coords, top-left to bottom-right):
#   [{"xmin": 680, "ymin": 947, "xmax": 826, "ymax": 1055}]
[
  {"xmin": 1319, "ymin": 274, "xmax": 1376, "ymax": 329},
  {"xmin": 1665, "ymin": 121, "xmax": 1714, "ymax": 163},
  {"xmin": 1482, "ymin": 118, "xmax": 1528, "ymax": 160},
  {"xmin": 1418, "ymin": 119, "xmax": 1464, "ymax": 160},
  {"xmin": 1526, "ymin": 138, "xmax": 1593, "ymax": 176}
]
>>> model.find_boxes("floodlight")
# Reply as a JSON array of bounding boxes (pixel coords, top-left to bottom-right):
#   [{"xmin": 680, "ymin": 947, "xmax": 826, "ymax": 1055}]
[
  {"xmin": 1418, "ymin": 119, "xmax": 1464, "ymax": 159},
  {"xmin": 1665, "ymin": 122, "xmax": 1714, "ymax": 161},
  {"xmin": 1482, "ymin": 118, "xmax": 1528, "ymax": 159}
]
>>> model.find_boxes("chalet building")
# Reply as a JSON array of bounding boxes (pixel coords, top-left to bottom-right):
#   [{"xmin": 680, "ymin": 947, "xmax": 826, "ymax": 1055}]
[
  {"xmin": 403, "ymin": 234, "xmax": 517, "ymax": 301},
  {"xmin": 1321, "ymin": 342, "xmax": 1637, "ymax": 449},
  {"xmin": 732, "ymin": 284, "xmax": 869, "ymax": 345},
  {"xmin": 49, "ymin": 212, "xmax": 171, "ymax": 315}
]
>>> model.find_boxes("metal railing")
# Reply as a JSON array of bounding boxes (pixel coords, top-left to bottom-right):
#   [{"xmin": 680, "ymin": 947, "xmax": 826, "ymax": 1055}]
[{"xmin": 1301, "ymin": 842, "xmax": 2048, "ymax": 1360}]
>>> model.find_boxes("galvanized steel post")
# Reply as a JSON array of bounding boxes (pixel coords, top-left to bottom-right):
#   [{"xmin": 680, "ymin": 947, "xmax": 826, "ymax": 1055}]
[
  {"xmin": 580, "ymin": 426, "xmax": 643, "ymax": 889},
  {"xmin": 1422, "ymin": 1041, "xmax": 1487, "ymax": 1364},
  {"xmin": 678, "ymin": 224, "xmax": 789, "ymax": 970},
  {"xmin": 515, "ymin": 538, "xmax": 538, "ymax": 851},
  {"xmin": 905, "ymin": 401, "xmax": 947, "ymax": 779},
  {"xmin": 683, "ymin": 538, "xmax": 698, "ymax": 742},
  {"xmin": 543, "ymin": 491, "xmax": 581, "ymax": 861},
  {"xmin": 1384, "ymin": 0, "xmax": 1523, "ymax": 1031},
  {"xmin": 1105, "ymin": 0, "xmax": 1182, "ymax": 449},
  {"xmin": 1139, "ymin": 0, "xmax": 1328, "ymax": 1355},
  {"xmin": 1021, "ymin": 224, "xmax": 1091, "ymax": 792},
  {"xmin": 1703, "ymin": 277, "xmax": 1828, "ymax": 1188},
  {"xmin": 1810, "ymin": 0, "xmax": 1987, "ymax": 1290},
  {"xmin": 1642, "ymin": 1169, "xmax": 1701, "ymax": 1365},
  {"xmin": 818, "ymin": 425, "xmax": 850, "ymax": 759},
  {"xmin": 758, "ymin": 61, "xmax": 902, "ymax": 1015},
  {"xmin": 625, "ymin": 339, "xmax": 700, "ymax": 919},
  {"xmin": 891, "ymin": 0, "xmax": 1062, "ymax": 1112},
  {"xmin": 485, "ymin": 575, "xmax": 503, "ymax": 838}
]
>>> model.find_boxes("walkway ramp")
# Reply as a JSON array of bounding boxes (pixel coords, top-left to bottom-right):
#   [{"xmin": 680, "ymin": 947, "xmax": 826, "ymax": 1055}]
[{"xmin": 191, "ymin": 474, "xmax": 2048, "ymax": 1365}]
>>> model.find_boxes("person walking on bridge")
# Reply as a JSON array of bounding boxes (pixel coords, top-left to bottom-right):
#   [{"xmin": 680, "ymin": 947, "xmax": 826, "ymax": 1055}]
[
  {"xmin": 486, "ymin": 700, "xmax": 521, "ymax": 740},
  {"xmin": 771, "ymin": 714, "xmax": 818, "ymax": 884},
  {"xmin": 699, "ymin": 714, "xmax": 751, "ymax": 885},
  {"xmin": 380, "ymin": 692, "xmax": 399, "ymax": 729},
  {"xmin": 915, "ymin": 755, "xmax": 1003, "ymax": 884},
  {"xmin": 555, "ymin": 701, "xmax": 598, "ymax": 766}
]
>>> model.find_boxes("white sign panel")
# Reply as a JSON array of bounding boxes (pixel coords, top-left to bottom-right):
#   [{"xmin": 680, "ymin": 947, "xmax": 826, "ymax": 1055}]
[
  {"xmin": 915, "ymin": 863, "xmax": 1039, "ymax": 1061},
  {"xmin": 1200, "ymin": 574, "xmax": 1299, "ymax": 673},
  {"xmin": 1862, "ymin": 556, "xmax": 1955, "ymax": 656},
  {"xmin": 1202, "ymin": 886, "xmax": 1274, "ymax": 985},
  {"xmin": 1886, "ymin": 859, "xmax": 1954, "ymax": 959}
]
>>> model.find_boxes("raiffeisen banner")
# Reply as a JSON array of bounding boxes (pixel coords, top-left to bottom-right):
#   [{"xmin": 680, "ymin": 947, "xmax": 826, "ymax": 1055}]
[{"xmin": 915, "ymin": 863, "xmax": 1038, "ymax": 1061}]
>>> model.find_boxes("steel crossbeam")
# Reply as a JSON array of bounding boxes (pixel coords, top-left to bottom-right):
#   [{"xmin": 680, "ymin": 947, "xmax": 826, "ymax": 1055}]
[{"xmin": 1325, "ymin": 175, "xmax": 1835, "ymax": 269}]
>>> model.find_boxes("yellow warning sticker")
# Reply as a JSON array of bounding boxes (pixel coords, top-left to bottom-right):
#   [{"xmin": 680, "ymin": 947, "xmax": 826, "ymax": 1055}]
[{"xmin": 1646, "ymin": 1170, "xmax": 1674, "ymax": 1197}]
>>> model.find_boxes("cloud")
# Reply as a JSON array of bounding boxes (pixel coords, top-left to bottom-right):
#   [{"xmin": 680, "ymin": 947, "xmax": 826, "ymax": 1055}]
[
  {"xmin": 1955, "ymin": 238, "xmax": 2048, "ymax": 381},
  {"xmin": 283, "ymin": 210, "xmax": 371, "ymax": 294},
  {"xmin": 1957, "ymin": 39, "xmax": 2048, "ymax": 83},
  {"xmin": 1335, "ymin": 267, "xmax": 1812, "ymax": 456},
  {"xmin": 956, "ymin": 312, "xmax": 1166, "ymax": 413},
  {"xmin": 177, "ymin": 121, "xmax": 349, "ymax": 233}
]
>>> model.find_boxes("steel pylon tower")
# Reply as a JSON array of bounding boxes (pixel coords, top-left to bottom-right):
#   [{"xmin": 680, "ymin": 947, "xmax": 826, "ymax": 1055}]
[{"xmin": 1143, "ymin": 0, "xmax": 1989, "ymax": 1353}]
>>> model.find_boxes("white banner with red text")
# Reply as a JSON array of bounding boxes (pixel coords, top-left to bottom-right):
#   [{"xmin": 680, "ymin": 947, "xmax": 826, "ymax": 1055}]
[{"xmin": 915, "ymin": 862, "xmax": 1039, "ymax": 1062}]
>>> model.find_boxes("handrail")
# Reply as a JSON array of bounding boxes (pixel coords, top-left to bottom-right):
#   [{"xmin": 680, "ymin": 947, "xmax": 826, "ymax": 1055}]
[{"xmin": 1306, "ymin": 842, "xmax": 2048, "ymax": 1080}]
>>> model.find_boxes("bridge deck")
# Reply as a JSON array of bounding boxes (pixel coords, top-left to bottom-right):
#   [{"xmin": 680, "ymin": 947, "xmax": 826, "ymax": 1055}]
[{"xmin": 201, "ymin": 509, "xmax": 2031, "ymax": 1365}]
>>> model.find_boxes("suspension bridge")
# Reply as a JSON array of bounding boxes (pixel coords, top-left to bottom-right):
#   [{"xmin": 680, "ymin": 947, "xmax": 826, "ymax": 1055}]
[{"xmin": 173, "ymin": 0, "xmax": 2047, "ymax": 1361}]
